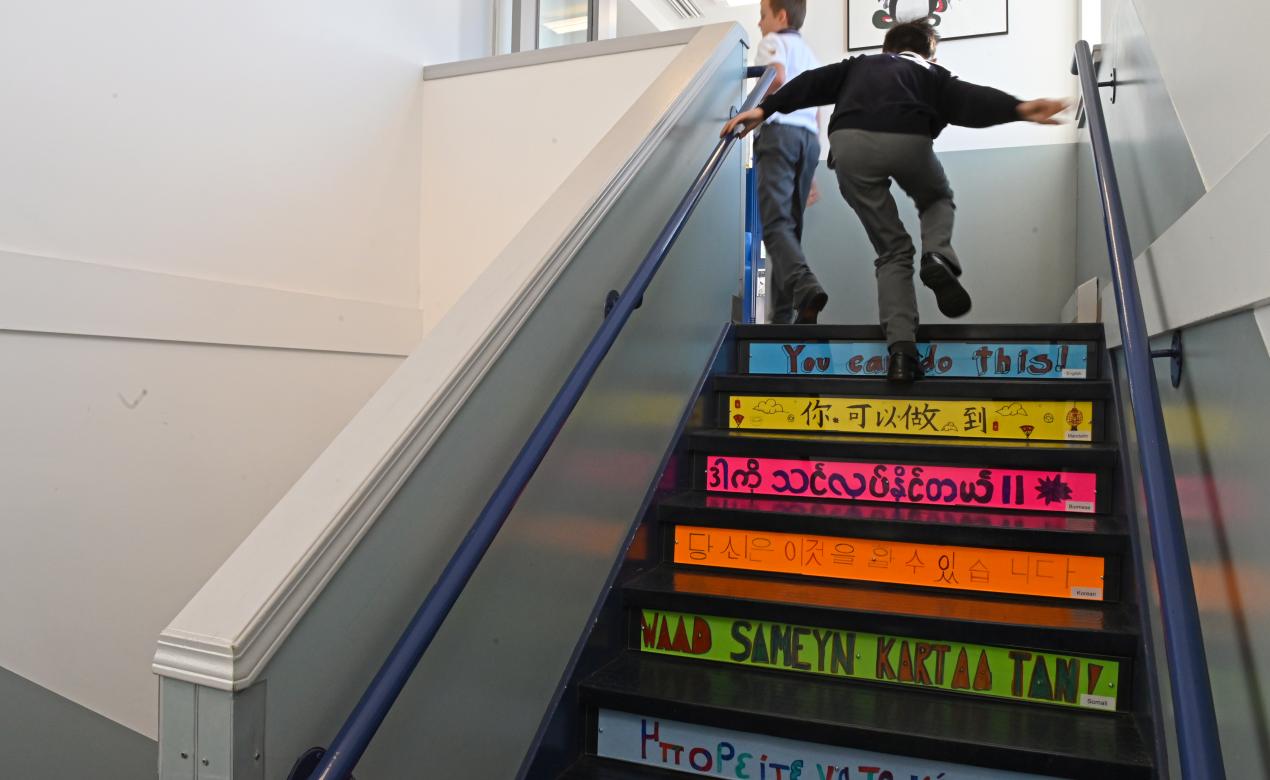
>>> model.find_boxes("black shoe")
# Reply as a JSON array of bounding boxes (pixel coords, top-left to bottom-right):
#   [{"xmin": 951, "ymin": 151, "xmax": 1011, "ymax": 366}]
[
  {"xmin": 794, "ymin": 290, "xmax": 829, "ymax": 324},
  {"xmin": 887, "ymin": 351, "xmax": 925, "ymax": 383},
  {"xmin": 920, "ymin": 252, "xmax": 972, "ymax": 318}
]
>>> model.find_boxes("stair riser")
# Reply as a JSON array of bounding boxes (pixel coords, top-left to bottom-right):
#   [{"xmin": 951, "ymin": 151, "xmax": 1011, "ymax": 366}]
[
  {"xmin": 745, "ymin": 341, "xmax": 1094, "ymax": 380},
  {"xmin": 636, "ymin": 610, "xmax": 1122, "ymax": 712},
  {"xmin": 668, "ymin": 501, "xmax": 1125, "ymax": 559},
  {"xmin": 705, "ymin": 455, "xmax": 1098, "ymax": 514},
  {"xmin": 595, "ymin": 710, "xmax": 1065, "ymax": 780},
  {"xmin": 672, "ymin": 525, "xmax": 1112, "ymax": 602},
  {"xmin": 725, "ymin": 395, "xmax": 1101, "ymax": 443}
]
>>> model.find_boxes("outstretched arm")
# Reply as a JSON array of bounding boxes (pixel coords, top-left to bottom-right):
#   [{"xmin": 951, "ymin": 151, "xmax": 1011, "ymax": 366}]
[
  {"xmin": 938, "ymin": 77, "xmax": 1023, "ymax": 128},
  {"xmin": 939, "ymin": 74, "xmax": 1070, "ymax": 128},
  {"xmin": 761, "ymin": 60, "xmax": 851, "ymax": 117},
  {"xmin": 721, "ymin": 60, "xmax": 850, "ymax": 139}
]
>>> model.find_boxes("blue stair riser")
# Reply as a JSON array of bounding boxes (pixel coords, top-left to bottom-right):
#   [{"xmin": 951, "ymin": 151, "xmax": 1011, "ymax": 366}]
[{"xmin": 746, "ymin": 341, "xmax": 1091, "ymax": 380}]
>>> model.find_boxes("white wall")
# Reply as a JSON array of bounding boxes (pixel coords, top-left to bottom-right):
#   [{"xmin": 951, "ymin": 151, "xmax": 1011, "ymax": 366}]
[
  {"xmin": 1126, "ymin": 0, "xmax": 1270, "ymax": 188},
  {"xmin": 0, "ymin": 0, "xmax": 491, "ymax": 740},
  {"xmin": 630, "ymin": 0, "xmax": 1080, "ymax": 153},
  {"xmin": 0, "ymin": 333, "xmax": 399, "ymax": 738},
  {"xmin": 1090, "ymin": 0, "xmax": 1270, "ymax": 345},
  {"xmin": 0, "ymin": 1, "xmax": 489, "ymax": 307},
  {"xmin": 617, "ymin": 0, "xmax": 662, "ymax": 37},
  {"xmin": 419, "ymin": 41, "xmax": 686, "ymax": 332}
]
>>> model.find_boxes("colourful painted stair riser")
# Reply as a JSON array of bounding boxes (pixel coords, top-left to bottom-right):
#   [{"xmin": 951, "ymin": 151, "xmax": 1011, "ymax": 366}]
[
  {"xmin": 708, "ymin": 456, "xmax": 1097, "ymax": 513},
  {"xmin": 674, "ymin": 525, "xmax": 1106, "ymax": 601},
  {"xmin": 598, "ymin": 710, "xmax": 1062, "ymax": 780},
  {"xmin": 639, "ymin": 610, "xmax": 1119, "ymax": 711},
  {"xmin": 748, "ymin": 341, "xmax": 1090, "ymax": 379},
  {"xmin": 729, "ymin": 396, "xmax": 1095, "ymax": 442}
]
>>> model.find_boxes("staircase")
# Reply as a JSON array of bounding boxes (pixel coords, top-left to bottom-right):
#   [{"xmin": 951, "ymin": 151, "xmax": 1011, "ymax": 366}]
[{"xmin": 551, "ymin": 323, "xmax": 1159, "ymax": 780}]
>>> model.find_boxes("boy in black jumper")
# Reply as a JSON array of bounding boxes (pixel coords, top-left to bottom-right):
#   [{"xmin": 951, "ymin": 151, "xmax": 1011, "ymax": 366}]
[{"xmin": 722, "ymin": 19, "xmax": 1067, "ymax": 381}]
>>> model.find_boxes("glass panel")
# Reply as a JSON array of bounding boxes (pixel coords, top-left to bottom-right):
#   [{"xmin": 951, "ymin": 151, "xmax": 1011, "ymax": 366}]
[{"xmin": 539, "ymin": 0, "xmax": 589, "ymax": 48}]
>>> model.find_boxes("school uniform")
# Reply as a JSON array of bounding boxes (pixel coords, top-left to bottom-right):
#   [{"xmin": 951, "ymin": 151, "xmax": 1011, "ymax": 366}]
[
  {"xmin": 759, "ymin": 51, "xmax": 1022, "ymax": 347},
  {"xmin": 753, "ymin": 29, "xmax": 822, "ymax": 324}
]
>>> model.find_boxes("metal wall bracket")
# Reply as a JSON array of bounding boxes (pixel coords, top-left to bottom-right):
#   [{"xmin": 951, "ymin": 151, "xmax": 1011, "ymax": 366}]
[
  {"xmin": 1151, "ymin": 330, "xmax": 1184, "ymax": 388},
  {"xmin": 604, "ymin": 289, "xmax": 642, "ymax": 318},
  {"xmin": 1100, "ymin": 68, "xmax": 1118, "ymax": 103},
  {"xmin": 288, "ymin": 748, "xmax": 357, "ymax": 780}
]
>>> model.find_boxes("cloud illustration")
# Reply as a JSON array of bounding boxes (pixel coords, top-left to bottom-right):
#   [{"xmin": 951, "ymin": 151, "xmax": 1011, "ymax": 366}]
[
  {"xmin": 941, "ymin": 422, "xmax": 960, "ymax": 432},
  {"xmin": 995, "ymin": 402, "xmax": 1029, "ymax": 417},
  {"xmin": 753, "ymin": 399, "xmax": 786, "ymax": 415}
]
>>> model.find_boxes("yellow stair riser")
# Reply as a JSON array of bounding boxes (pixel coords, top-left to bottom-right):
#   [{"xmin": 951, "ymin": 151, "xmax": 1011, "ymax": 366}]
[{"xmin": 728, "ymin": 395, "xmax": 1096, "ymax": 442}]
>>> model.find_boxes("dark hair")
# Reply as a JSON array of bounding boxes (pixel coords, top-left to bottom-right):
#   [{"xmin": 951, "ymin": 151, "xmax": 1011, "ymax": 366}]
[
  {"xmin": 883, "ymin": 18, "xmax": 939, "ymax": 58},
  {"xmin": 768, "ymin": 0, "xmax": 806, "ymax": 30}
]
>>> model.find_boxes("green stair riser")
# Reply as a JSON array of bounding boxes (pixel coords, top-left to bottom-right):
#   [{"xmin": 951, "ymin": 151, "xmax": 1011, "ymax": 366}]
[{"xmin": 639, "ymin": 610, "xmax": 1121, "ymax": 712}]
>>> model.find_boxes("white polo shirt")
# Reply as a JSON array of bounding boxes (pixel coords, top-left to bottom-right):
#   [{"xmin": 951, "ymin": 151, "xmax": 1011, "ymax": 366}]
[{"xmin": 755, "ymin": 30, "xmax": 821, "ymax": 135}]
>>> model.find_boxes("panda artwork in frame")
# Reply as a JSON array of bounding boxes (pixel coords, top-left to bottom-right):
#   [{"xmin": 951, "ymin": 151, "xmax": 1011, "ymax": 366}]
[{"xmin": 846, "ymin": 0, "xmax": 1009, "ymax": 51}]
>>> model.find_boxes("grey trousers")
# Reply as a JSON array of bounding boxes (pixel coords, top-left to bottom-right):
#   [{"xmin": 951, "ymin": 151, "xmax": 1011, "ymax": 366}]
[
  {"xmin": 756, "ymin": 123, "xmax": 821, "ymax": 324},
  {"xmin": 829, "ymin": 129, "xmax": 959, "ymax": 347}
]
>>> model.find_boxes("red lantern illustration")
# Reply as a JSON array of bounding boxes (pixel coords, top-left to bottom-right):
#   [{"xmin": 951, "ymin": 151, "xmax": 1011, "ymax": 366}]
[{"xmin": 1066, "ymin": 408, "xmax": 1085, "ymax": 432}]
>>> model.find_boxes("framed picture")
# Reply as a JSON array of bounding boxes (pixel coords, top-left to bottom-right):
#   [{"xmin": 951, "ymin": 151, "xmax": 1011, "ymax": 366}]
[{"xmin": 846, "ymin": 1, "xmax": 1009, "ymax": 52}]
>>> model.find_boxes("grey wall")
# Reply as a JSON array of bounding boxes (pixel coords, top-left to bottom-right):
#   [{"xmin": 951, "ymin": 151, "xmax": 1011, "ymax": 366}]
[
  {"xmin": 1118, "ymin": 316, "xmax": 1270, "ymax": 779},
  {"xmin": 801, "ymin": 142, "xmax": 1079, "ymax": 327},
  {"xmin": 1085, "ymin": 2, "xmax": 1270, "ymax": 776},
  {"xmin": 1, "ymin": 666, "xmax": 156, "ymax": 779},
  {"xmin": 239, "ymin": 43, "xmax": 751, "ymax": 780}
]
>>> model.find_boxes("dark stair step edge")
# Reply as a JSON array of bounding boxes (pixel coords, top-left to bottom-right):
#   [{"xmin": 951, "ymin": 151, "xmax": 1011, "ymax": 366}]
[
  {"xmin": 582, "ymin": 653, "xmax": 1153, "ymax": 780},
  {"xmin": 658, "ymin": 491, "xmax": 1127, "ymax": 556},
  {"xmin": 714, "ymin": 374, "xmax": 1112, "ymax": 401},
  {"xmin": 558, "ymin": 756, "xmax": 686, "ymax": 780},
  {"xmin": 733, "ymin": 323, "xmax": 1107, "ymax": 343},
  {"xmin": 623, "ymin": 565, "xmax": 1139, "ymax": 658},
  {"xmin": 687, "ymin": 430, "xmax": 1120, "ymax": 472}
]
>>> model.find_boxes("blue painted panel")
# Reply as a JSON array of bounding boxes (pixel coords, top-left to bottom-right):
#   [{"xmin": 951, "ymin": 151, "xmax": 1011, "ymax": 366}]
[{"xmin": 748, "ymin": 341, "xmax": 1090, "ymax": 379}]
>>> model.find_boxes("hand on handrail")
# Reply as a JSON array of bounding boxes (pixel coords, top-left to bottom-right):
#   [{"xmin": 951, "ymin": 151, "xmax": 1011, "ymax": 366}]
[{"xmin": 721, "ymin": 107, "xmax": 768, "ymax": 139}]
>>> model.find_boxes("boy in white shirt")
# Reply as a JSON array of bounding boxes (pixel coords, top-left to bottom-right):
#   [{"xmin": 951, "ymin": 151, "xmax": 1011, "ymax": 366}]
[{"xmin": 753, "ymin": 0, "xmax": 826, "ymax": 324}]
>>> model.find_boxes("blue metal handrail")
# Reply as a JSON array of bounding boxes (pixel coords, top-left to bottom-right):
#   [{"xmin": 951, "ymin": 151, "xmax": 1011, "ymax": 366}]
[
  {"xmin": 1074, "ymin": 40, "xmax": 1225, "ymax": 777},
  {"xmin": 743, "ymin": 64, "xmax": 768, "ymax": 323},
  {"xmin": 292, "ymin": 64, "xmax": 777, "ymax": 780}
]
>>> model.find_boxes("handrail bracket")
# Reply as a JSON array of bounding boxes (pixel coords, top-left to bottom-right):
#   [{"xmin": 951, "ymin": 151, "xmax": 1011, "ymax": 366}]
[
  {"xmin": 1100, "ymin": 67, "xmax": 1118, "ymax": 104},
  {"xmin": 1150, "ymin": 330, "xmax": 1184, "ymax": 388}
]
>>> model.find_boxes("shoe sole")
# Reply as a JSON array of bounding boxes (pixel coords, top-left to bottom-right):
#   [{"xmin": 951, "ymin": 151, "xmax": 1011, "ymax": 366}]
[
  {"xmin": 920, "ymin": 262, "xmax": 972, "ymax": 318},
  {"xmin": 794, "ymin": 291, "xmax": 829, "ymax": 325}
]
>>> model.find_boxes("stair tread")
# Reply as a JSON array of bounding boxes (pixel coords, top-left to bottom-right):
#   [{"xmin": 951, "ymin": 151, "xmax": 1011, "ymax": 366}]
[
  {"xmin": 734, "ymin": 323, "xmax": 1107, "ymax": 342},
  {"xmin": 583, "ymin": 653, "xmax": 1153, "ymax": 778},
  {"xmin": 688, "ymin": 429, "xmax": 1119, "ymax": 469},
  {"xmin": 715, "ymin": 374, "xmax": 1110, "ymax": 400},
  {"xmin": 660, "ymin": 489, "xmax": 1124, "ymax": 540},
  {"xmin": 624, "ymin": 565, "xmax": 1138, "ymax": 656},
  {"xmin": 558, "ymin": 756, "xmax": 683, "ymax": 779}
]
